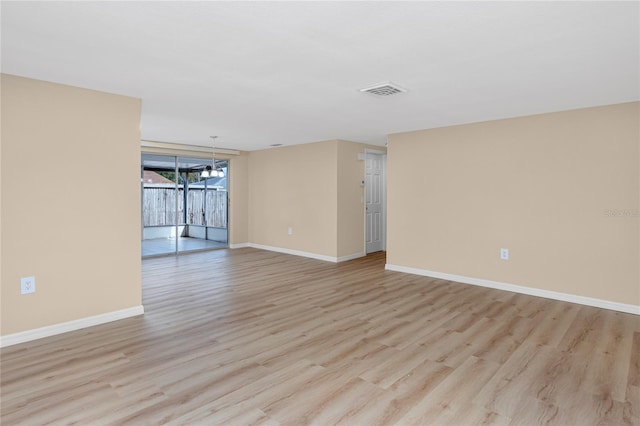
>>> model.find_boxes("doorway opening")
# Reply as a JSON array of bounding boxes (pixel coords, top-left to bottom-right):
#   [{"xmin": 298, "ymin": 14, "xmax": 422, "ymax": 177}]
[{"xmin": 141, "ymin": 154, "xmax": 229, "ymax": 257}]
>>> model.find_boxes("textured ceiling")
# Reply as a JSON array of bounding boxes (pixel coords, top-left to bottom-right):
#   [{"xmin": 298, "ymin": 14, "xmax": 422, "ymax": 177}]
[{"xmin": 2, "ymin": 1, "xmax": 638, "ymax": 151}]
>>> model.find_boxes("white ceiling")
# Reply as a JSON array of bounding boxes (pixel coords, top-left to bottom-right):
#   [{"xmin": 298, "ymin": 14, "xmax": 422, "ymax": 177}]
[{"xmin": 2, "ymin": 1, "xmax": 638, "ymax": 151}]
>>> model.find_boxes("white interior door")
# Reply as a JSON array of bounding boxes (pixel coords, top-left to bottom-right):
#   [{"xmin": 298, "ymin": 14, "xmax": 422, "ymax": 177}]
[{"xmin": 365, "ymin": 152, "xmax": 385, "ymax": 253}]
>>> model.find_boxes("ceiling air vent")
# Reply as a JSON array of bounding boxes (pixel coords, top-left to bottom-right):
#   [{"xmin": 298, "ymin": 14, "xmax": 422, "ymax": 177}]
[{"xmin": 360, "ymin": 81, "xmax": 407, "ymax": 97}]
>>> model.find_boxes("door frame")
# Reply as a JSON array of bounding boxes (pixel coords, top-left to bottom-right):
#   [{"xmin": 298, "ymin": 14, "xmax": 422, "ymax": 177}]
[{"xmin": 364, "ymin": 149, "xmax": 387, "ymax": 254}]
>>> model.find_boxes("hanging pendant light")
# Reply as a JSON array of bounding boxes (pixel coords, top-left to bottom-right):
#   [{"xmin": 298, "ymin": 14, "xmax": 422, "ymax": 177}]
[
  {"xmin": 202, "ymin": 136, "xmax": 219, "ymax": 179},
  {"xmin": 207, "ymin": 135, "xmax": 225, "ymax": 178}
]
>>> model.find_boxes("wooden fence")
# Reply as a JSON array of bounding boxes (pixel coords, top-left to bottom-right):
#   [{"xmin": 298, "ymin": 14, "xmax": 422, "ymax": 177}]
[{"xmin": 142, "ymin": 186, "xmax": 227, "ymax": 228}]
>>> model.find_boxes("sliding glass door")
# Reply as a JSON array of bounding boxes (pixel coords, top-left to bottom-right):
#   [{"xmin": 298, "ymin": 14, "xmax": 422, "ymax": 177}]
[{"xmin": 141, "ymin": 153, "xmax": 228, "ymax": 257}]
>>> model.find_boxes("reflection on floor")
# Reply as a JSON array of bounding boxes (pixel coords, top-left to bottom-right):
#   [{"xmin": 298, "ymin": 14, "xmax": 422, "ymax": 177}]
[{"xmin": 142, "ymin": 237, "xmax": 227, "ymax": 257}]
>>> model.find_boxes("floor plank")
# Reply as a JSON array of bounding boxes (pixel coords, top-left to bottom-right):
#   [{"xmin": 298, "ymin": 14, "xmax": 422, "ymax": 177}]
[{"xmin": 1, "ymin": 248, "xmax": 639, "ymax": 425}]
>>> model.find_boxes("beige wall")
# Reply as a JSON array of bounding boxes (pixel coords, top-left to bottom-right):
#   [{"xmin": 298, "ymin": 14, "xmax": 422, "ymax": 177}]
[
  {"xmin": 387, "ymin": 102, "xmax": 639, "ymax": 305},
  {"xmin": 0, "ymin": 77, "xmax": 3, "ymax": 329},
  {"xmin": 247, "ymin": 139, "xmax": 383, "ymax": 259},
  {"xmin": 1, "ymin": 74, "xmax": 142, "ymax": 335},
  {"xmin": 229, "ymin": 151, "xmax": 249, "ymax": 245},
  {"xmin": 249, "ymin": 141, "xmax": 339, "ymax": 257}
]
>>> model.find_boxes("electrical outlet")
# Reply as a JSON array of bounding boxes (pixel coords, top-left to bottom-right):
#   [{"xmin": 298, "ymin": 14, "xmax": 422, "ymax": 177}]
[
  {"xmin": 21, "ymin": 276, "xmax": 36, "ymax": 295},
  {"xmin": 500, "ymin": 248, "xmax": 509, "ymax": 260},
  {"xmin": 287, "ymin": 227, "xmax": 293, "ymax": 236}
]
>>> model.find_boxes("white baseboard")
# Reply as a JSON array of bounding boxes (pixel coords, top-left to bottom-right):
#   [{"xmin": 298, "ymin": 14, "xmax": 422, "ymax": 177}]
[
  {"xmin": 0, "ymin": 305, "xmax": 145, "ymax": 348},
  {"xmin": 248, "ymin": 243, "xmax": 337, "ymax": 262},
  {"xmin": 247, "ymin": 243, "xmax": 363, "ymax": 263},
  {"xmin": 385, "ymin": 264, "xmax": 640, "ymax": 316},
  {"xmin": 229, "ymin": 243, "xmax": 250, "ymax": 249},
  {"xmin": 337, "ymin": 252, "xmax": 366, "ymax": 262},
  {"xmin": 228, "ymin": 242, "xmax": 364, "ymax": 263}
]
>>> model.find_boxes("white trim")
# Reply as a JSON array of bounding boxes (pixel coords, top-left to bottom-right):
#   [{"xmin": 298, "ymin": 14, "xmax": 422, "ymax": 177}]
[
  {"xmin": 365, "ymin": 148, "xmax": 386, "ymax": 155},
  {"xmin": 382, "ymin": 154, "xmax": 387, "ymax": 252},
  {"xmin": 248, "ymin": 243, "xmax": 336, "ymax": 262},
  {"xmin": 141, "ymin": 140, "xmax": 240, "ymax": 156},
  {"xmin": 337, "ymin": 252, "xmax": 366, "ymax": 262},
  {"xmin": 247, "ymin": 243, "xmax": 363, "ymax": 263},
  {"xmin": 385, "ymin": 264, "xmax": 640, "ymax": 316},
  {"xmin": 0, "ymin": 305, "xmax": 145, "ymax": 348},
  {"xmin": 229, "ymin": 243, "xmax": 250, "ymax": 249}
]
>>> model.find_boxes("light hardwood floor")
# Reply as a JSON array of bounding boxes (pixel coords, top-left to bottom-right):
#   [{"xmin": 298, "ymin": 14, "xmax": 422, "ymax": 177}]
[{"xmin": 1, "ymin": 248, "xmax": 639, "ymax": 425}]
